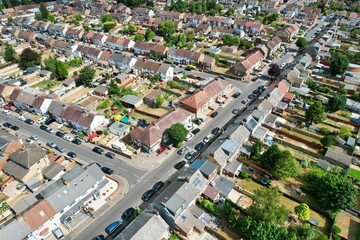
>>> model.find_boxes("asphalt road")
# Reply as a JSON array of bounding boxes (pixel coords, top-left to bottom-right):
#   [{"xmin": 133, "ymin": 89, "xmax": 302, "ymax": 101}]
[{"xmin": 0, "ymin": 113, "xmax": 145, "ymax": 185}]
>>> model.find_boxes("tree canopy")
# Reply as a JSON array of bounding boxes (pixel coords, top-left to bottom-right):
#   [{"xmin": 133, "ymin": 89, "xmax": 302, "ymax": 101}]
[
  {"xmin": 294, "ymin": 203, "xmax": 310, "ymax": 221},
  {"xmin": 260, "ymin": 144, "xmax": 300, "ymax": 179},
  {"xmin": 251, "ymin": 139, "xmax": 263, "ymax": 160},
  {"xmin": 101, "ymin": 14, "xmax": 112, "ymax": 23},
  {"xmin": 247, "ymin": 187, "xmax": 289, "ymax": 224},
  {"xmin": 19, "ymin": 48, "xmax": 41, "ymax": 68},
  {"xmin": 76, "ymin": 66, "xmax": 96, "ymax": 87},
  {"xmin": 320, "ymin": 135, "xmax": 334, "ymax": 148},
  {"xmin": 168, "ymin": 123, "xmax": 188, "ymax": 147},
  {"xmin": 305, "ymin": 101, "xmax": 325, "ymax": 124},
  {"xmin": 328, "ymin": 93, "xmax": 347, "ymax": 112},
  {"xmin": 103, "ymin": 21, "xmax": 116, "ymax": 32},
  {"xmin": 39, "ymin": 2, "xmax": 49, "ymax": 20},
  {"xmin": 44, "ymin": 56, "xmax": 69, "ymax": 80},
  {"xmin": 296, "ymin": 37, "xmax": 308, "ymax": 49},
  {"xmin": 330, "ymin": 53, "xmax": 349, "ymax": 76},
  {"xmin": 145, "ymin": 28, "xmax": 156, "ymax": 41},
  {"xmin": 158, "ymin": 20, "xmax": 176, "ymax": 39},
  {"xmin": 268, "ymin": 64, "xmax": 281, "ymax": 79},
  {"xmin": 240, "ymin": 216, "xmax": 289, "ymax": 240},
  {"xmin": 4, "ymin": 43, "xmax": 16, "ymax": 62}
]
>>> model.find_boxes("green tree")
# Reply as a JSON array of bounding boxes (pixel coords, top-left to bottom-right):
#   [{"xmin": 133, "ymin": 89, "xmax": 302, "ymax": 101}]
[
  {"xmin": 221, "ymin": 34, "xmax": 234, "ymax": 46},
  {"xmin": 4, "ymin": 43, "xmax": 16, "ymax": 62},
  {"xmin": 101, "ymin": 13, "xmax": 112, "ymax": 23},
  {"xmin": 340, "ymin": 125, "xmax": 352, "ymax": 138},
  {"xmin": 288, "ymin": 224, "xmax": 317, "ymax": 240},
  {"xmin": 154, "ymin": 96, "xmax": 164, "ymax": 108},
  {"xmin": 74, "ymin": 13, "xmax": 82, "ymax": 21},
  {"xmin": 168, "ymin": 123, "xmax": 188, "ymax": 147},
  {"xmin": 55, "ymin": 60, "xmax": 68, "ymax": 80},
  {"xmin": 76, "ymin": 66, "xmax": 96, "ymax": 87},
  {"xmin": 47, "ymin": 14, "xmax": 55, "ymax": 23},
  {"xmin": 260, "ymin": 144, "xmax": 300, "ymax": 179},
  {"xmin": 294, "ymin": 203, "xmax": 310, "ymax": 221},
  {"xmin": 127, "ymin": 24, "xmax": 137, "ymax": 35},
  {"xmin": 305, "ymin": 101, "xmax": 325, "ymax": 124},
  {"xmin": 321, "ymin": 135, "xmax": 334, "ymax": 148},
  {"xmin": 330, "ymin": 53, "xmax": 349, "ymax": 76},
  {"xmin": 4, "ymin": 0, "xmax": 12, "ymax": 8},
  {"xmin": 251, "ymin": 139, "xmax": 263, "ymax": 160},
  {"xmin": 103, "ymin": 21, "xmax": 116, "ymax": 32},
  {"xmin": 152, "ymin": 73, "xmax": 161, "ymax": 83},
  {"xmin": 145, "ymin": 28, "xmax": 156, "ymax": 41},
  {"xmin": 19, "ymin": 48, "xmax": 41, "ymax": 68},
  {"xmin": 158, "ymin": 20, "xmax": 175, "ymax": 39},
  {"xmin": 108, "ymin": 79, "xmax": 120, "ymax": 96},
  {"xmin": 240, "ymin": 216, "xmax": 289, "ymax": 240},
  {"xmin": 209, "ymin": 8, "xmax": 217, "ymax": 16},
  {"xmin": 39, "ymin": 2, "xmax": 49, "ymax": 20},
  {"xmin": 247, "ymin": 188, "xmax": 289, "ymax": 224},
  {"xmin": 134, "ymin": 34, "xmax": 145, "ymax": 41},
  {"xmin": 328, "ymin": 94, "xmax": 347, "ymax": 112},
  {"xmin": 296, "ymin": 37, "xmax": 308, "ymax": 49},
  {"xmin": 306, "ymin": 169, "xmax": 358, "ymax": 217},
  {"xmin": 185, "ymin": 30, "xmax": 195, "ymax": 41},
  {"xmin": 226, "ymin": 6, "xmax": 235, "ymax": 16},
  {"xmin": 268, "ymin": 64, "xmax": 281, "ymax": 79},
  {"xmin": 7, "ymin": 16, "xmax": 14, "ymax": 23}
]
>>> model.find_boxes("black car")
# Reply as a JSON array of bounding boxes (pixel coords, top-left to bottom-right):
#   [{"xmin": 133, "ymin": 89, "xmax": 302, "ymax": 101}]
[
  {"xmin": 10, "ymin": 125, "xmax": 19, "ymax": 131},
  {"xmin": 55, "ymin": 131, "xmax": 65, "ymax": 138},
  {"xmin": 153, "ymin": 181, "xmax": 164, "ymax": 192},
  {"xmin": 248, "ymin": 94, "xmax": 254, "ymax": 99},
  {"xmin": 3, "ymin": 122, "xmax": 12, "ymax": 128},
  {"xmin": 93, "ymin": 146, "xmax": 104, "ymax": 154},
  {"xmin": 105, "ymin": 152, "xmax": 115, "ymax": 159},
  {"xmin": 141, "ymin": 189, "xmax": 155, "ymax": 202},
  {"xmin": 72, "ymin": 138, "xmax": 82, "ymax": 145},
  {"xmin": 44, "ymin": 127, "xmax": 54, "ymax": 133},
  {"xmin": 233, "ymin": 92, "xmax": 241, "ymax": 98},
  {"xmin": 174, "ymin": 160, "xmax": 186, "ymax": 169},
  {"xmin": 185, "ymin": 150, "xmax": 196, "ymax": 160},
  {"xmin": 45, "ymin": 117, "xmax": 55, "ymax": 125},
  {"xmin": 192, "ymin": 128, "xmax": 200, "ymax": 135},
  {"xmin": 121, "ymin": 207, "xmax": 136, "ymax": 221},
  {"xmin": 101, "ymin": 167, "xmax": 114, "ymax": 175},
  {"xmin": 210, "ymin": 111, "xmax": 218, "ymax": 118},
  {"xmin": 195, "ymin": 142, "xmax": 205, "ymax": 151},
  {"xmin": 15, "ymin": 108, "xmax": 22, "ymax": 114},
  {"xmin": 40, "ymin": 125, "xmax": 48, "ymax": 131},
  {"xmin": 92, "ymin": 235, "xmax": 105, "ymax": 240},
  {"xmin": 177, "ymin": 146, "xmax": 189, "ymax": 155},
  {"xmin": 211, "ymin": 127, "xmax": 220, "ymax": 135},
  {"xmin": 67, "ymin": 151, "xmax": 77, "ymax": 158},
  {"xmin": 25, "ymin": 119, "xmax": 34, "ymax": 125}
]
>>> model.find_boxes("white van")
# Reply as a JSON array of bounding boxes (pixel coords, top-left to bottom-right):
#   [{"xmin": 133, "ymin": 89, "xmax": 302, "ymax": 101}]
[{"xmin": 111, "ymin": 141, "xmax": 126, "ymax": 152}]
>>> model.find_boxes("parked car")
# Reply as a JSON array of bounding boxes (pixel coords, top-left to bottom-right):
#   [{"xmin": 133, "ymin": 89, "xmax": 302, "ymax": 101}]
[
  {"xmin": 10, "ymin": 125, "xmax": 19, "ymax": 131},
  {"xmin": 185, "ymin": 150, "xmax": 196, "ymax": 160},
  {"xmin": 121, "ymin": 207, "xmax": 136, "ymax": 221},
  {"xmin": 55, "ymin": 145, "xmax": 65, "ymax": 153},
  {"xmin": 194, "ymin": 118, "xmax": 203, "ymax": 125},
  {"xmin": 67, "ymin": 151, "xmax": 77, "ymax": 158},
  {"xmin": 18, "ymin": 115, "xmax": 26, "ymax": 121},
  {"xmin": 345, "ymin": 73, "xmax": 354, "ymax": 77},
  {"xmin": 156, "ymin": 146, "xmax": 167, "ymax": 154},
  {"xmin": 174, "ymin": 160, "xmax": 186, "ymax": 170},
  {"xmin": 101, "ymin": 167, "xmax": 114, "ymax": 175},
  {"xmin": 247, "ymin": 94, "xmax": 254, "ymax": 99},
  {"xmin": 45, "ymin": 117, "xmax": 56, "ymax": 125},
  {"xmin": 152, "ymin": 181, "xmax": 164, "ymax": 192},
  {"xmin": 40, "ymin": 125, "xmax": 48, "ymax": 131},
  {"xmin": 105, "ymin": 221, "xmax": 123, "ymax": 234},
  {"xmin": 185, "ymin": 133, "xmax": 193, "ymax": 141},
  {"xmin": 46, "ymin": 142, "xmax": 57, "ymax": 148},
  {"xmin": 105, "ymin": 152, "xmax": 115, "ymax": 159},
  {"xmin": 45, "ymin": 127, "xmax": 54, "ymax": 133},
  {"xmin": 36, "ymin": 117, "xmax": 47, "ymax": 124},
  {"xmin": 2, "ymin": 109, "xmax": 10, "ymax": 115},
  {"xmin": 72, "ymin": 138, "xmax": 82, "ymax": 145},
  {"xmin": 93, "ymin": 146, "xmax": 104, "ymax": 154},
  {"xmin": 3, "ymin": 122, "xmax": 12, "ymax": 128},
  {"xmin": 218, "ymin": 74, "xmax": 225, "ymax": 79},
  {"xmin": 203, "ymin": 134, "xmax": 213, "ymax": 143},
  {"xmin": 141, "ymin": 189, "xmax": 155, "ymax": 202},
  {"xmin": 242, "ymin": 99, "xmax": 249, "ymax": 104},
  {"xmin": 211, "ymin": 127, "xmax": 220, "ymax": 135},
  {"xmin": 192, "ymin": 128, "xmax": 200, "ymax": 135},
  {"xmin": 210, "ymin": 111, "xmax": 218, "ymax": 118},
  {"xmin": 25, "ymin": 119, "xmax": 34, "ymax": 125},
  {"xmin": 233, "ymin": 92, "xmax": 241, "ymax": 98},
  {"xmin": 55, "ymin": 131, "xmax": 65, "ymax": 138},
  {"xmin": 195, "ymin": 142, "xmax": 205, "ymax": 151},
  {"xmin": 232, "ymin": 109, "xmax": 240, "ymax": 115},
  {"xmin": 30, "ymin": 135, "xmax": 38, "ymax": 141},
  {"xmin": 92, "ymin": 235, "xmax": 105, "ymax": 240},
  {"xmin": 63, "ymin": 135, "xmax": 74, "ymax": 142},
  {"xmin": 3, "ymin": 102, "xmax": 13, "ymax": 109},
  {"xmin": 177, "ymin": 146, "xmax": 189, "ymax": 155}
]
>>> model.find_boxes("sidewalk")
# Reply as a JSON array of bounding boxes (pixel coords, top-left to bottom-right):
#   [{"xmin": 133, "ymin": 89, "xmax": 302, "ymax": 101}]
[{"xmin": 63, "ymin": 175, "xmax": 129, "ymax": 240}]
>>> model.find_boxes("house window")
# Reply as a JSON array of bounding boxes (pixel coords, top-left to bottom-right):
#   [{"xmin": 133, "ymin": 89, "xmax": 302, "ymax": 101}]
[{"xmin": 39, "ymin": 211, "xmax": 45, "ymax": 217}]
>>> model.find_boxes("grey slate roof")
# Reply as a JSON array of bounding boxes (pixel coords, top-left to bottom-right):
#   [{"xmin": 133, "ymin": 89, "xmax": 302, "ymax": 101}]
[
  {"xmin": 0, "ymin": 219, "xmax": 32, "ymax": 240},
  {"xmin": 48, "ymin": 100, "xmax": 66, "ymax": 116},
  {"xmin": 9, "ymin": 145, "xmax": 46, "ymax": 169},
  {"xmin": 120, "ymin": 95, "xmax": 143, "ymax": 106},
  {"xmin": 109, "ymin": 121, "xmax": 130, "ymax": 136},
  {"xmin": 3, "ymin": 161, "xmax": 30, "ymax": 180},
  {"xmin": 42, "ymin": 162, "xmax": 65, "ymax": 180},
  {"xmin": 188, "ymin": 159, "xmax": 217, "ymax": 179},
  {"xmin": 324, "ymin": 147, "xmax": 352, "ymax": 168},
  {"xmin": 12, "ymin": 194, "xmax": 38, "ymax": 214},
  {"xmin": 212, "ymin": 175, "xmax": 235, "ymax": 197}
]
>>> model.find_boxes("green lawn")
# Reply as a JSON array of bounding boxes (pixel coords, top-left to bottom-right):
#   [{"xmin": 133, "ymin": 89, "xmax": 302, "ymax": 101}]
[{"xmin": 349, "ymin": 168, "xmax": 360, "ymax": 180}]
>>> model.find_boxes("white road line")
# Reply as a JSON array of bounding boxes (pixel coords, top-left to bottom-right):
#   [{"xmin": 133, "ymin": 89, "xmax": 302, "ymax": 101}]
[
  {"xmin": 132, "ymin": 173, "xmax": 142, "ymax": 179},
  {"xmin": 105, "ymin": 161, "xmax": 114, "ymax": 166},
  {"xmin": 118, "ymin": 167, "xmax": 128, "ymax": 172}
]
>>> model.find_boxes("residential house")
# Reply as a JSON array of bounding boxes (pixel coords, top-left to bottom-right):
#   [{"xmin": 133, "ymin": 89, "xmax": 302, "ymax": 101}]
[
  {"xmin": 0, "ymin": 129, "xmax": 23, "ymax": 169},
  {"xmin": 188, "ymin": 159, "xmax": 218, "ymax": 181},
  {"xmin": 324, "ymin": 147, "xmax": 352, "ymax": 168},
  {"xmin": 265, "ymin": 36, "xmax": 282, "ymax": 57},
  {"xmin": 64, "ymin": 28, "xmax": 84, "ymax": 40},
  {"xmin": 233, "ymin": 20, "xmax": 264, "ymax": 35},
  {"xmin": 52, "ymin": 40, "xmax": 71, "ymax": 53},
  {"xmin": 158, "ymin": 10, "xmax": 184, "ymax": 21},
  {"xmin": 47, "ymin": 24, "xmax": 68, "ymax": 37},
  {"xmin": 195, "ymin": 23, "xmax": 212, "ymax": 35},
  {"xmin": 152, "ymin": 169, "xmax": 209, "ymax": 236},
  {"xmin": 108, "ymin": 122, "xmax": 130, "ymax": 139},
  {"xmin": 75, "ymin": 45, "xmax": 102, "ymax": 62},
  {"xmin": 261, "ymin": 0, "xmax": 280, "ymax": 14},
  {"xmin": 211, "ymin": 175, "xmax": 235, "ymax": 198},
  {"xmin": 133, "ymin": 41, "xmax": 168, "ymax": 58},
  {"xmin": 144, "ymin": 89, "xmax": 163, "ymax": 107},
  {"xmin": 2, "ymin": 145, "xmax": 49, "ymax": 183},
  {"xmin": 130, "ymin": 108, "xmax": 194, "ymax": 152},
  {"xmin": 286, "ymin": 65, "xmax": 308, "ymax": 87},
  {"xmin": 109, "ymin": 54, "xmax": 137, "ymax": 69},
  {"xmin": 105, "ymin": 36, "xmax": 135, "ymax": 51},
  {"xmin": 9, "ymin": 88, "xmax": 43, "ymax": 113},
  {"xmin": 132, "ymin": 8, "xmax": 155, "ymax": 17},
  {"xmin": 206, "ymin": 16, "xmax": 234, "ymax": 28},
  {"xmin": 134, "ymin": 59, "xmax": 173, "ymax": 82},
  {"xmin": 60, "ymin": 104, "xmax": 107, "ymax": 135},
  {"xmin": 32, "ymin": 93, "xmax": 61, "ymax": 116},
  {"xmin": 167, "ymin": 47, "xmax": 205, "ymax": 67},
  {"xmin": 17, "ymin": 30, "xmax": 36, "ymax": 42},
  {"xmin": 183, "ymin": 14, "xmax": 206, "ymax": 26},
  {"xmin": 0, "ymin": 83, "xmax": 18, "ymax": 101},
  {"xmin": 277, "ymin": 24, "xmax": 300, "ymax": 42},
  {"xmin": 232, "ymin": 50, "xmax": 264, "ymax": 76},
  {"xmin": 120, "ymin": 95, "xmax": 143, "ymax": 108}
]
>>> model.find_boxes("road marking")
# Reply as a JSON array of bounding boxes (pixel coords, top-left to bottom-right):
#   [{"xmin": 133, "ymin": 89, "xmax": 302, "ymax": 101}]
[
  {"xmin": 132, "ymin": 173, "xmax": 142, "ymax": 179},
  {"xmin": 118, "ymin": 167, "xmax": 128, "ymax": 172},
  {"xmin": 105, "ymin": 161, "xmax": 114, "ymax": 166}
]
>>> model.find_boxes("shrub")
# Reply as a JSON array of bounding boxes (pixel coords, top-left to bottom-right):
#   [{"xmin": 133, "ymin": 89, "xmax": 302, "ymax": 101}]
[
  {"xmin": 239, "ymin": 171, "xmax": 249, "ymax": 179},
  {"xmin": 319, "ymin": 128, "xmax": 331, "ymax": 135},
  {"xmin": 197, "ymin": 198, "xmax": 221, "ymax": 216},
  {"xmin": 332, "ymin": 225, "xmax": 341, "ymax": 234}
]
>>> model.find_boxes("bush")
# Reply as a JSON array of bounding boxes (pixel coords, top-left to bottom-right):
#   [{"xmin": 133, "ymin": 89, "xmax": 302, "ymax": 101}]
[
  {"xmin": 332, "ymin": 225, "xmax": 341, "ymax": 234},
  {"xmin": 167, "ymin": 80, "xmax": 189, "ymax": 91},
  {"xmin": 197, "ymin": 198, "xmax": 221, "ymax": 216},
  {"xmin": 96, "ymin": 98, "xmax": 111, "ymax": 110},
  {"xmin": 239, "ymin": 171, "xmax": 249, "ymax": 179},
  {"xmin": 319, "ymin": 128, "xmax": 331, "ymax": 135}
]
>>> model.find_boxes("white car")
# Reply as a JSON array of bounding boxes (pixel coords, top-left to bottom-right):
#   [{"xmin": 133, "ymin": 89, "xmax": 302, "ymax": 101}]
[
  {"xmin": 185, "ymin": 133, "xmax": 193, "ymax": 141},
  {"xmin": 280, "ymin": 63, "xmax": 286, "ymax": 69},
  {"xmin": 36, "ymin": 117, "xmax": 47, "ymax": 124},
  {"xmin": 63, "ymin": 135, "xmax": 74, "ymax": 142},
  {"xmin": 2, "ymin": 109, "xmax": 10, "ymax": 115},
  {"xmin": 18, "ymin": 115, "xmax": 26, "ymax": 121},
  {"xmin": 203, "ymin": 134, "xmax": 213, "ymax": 143},
  {"xmin": 30, "ymin": 135, "xmax": 38, "ymax": 141}
]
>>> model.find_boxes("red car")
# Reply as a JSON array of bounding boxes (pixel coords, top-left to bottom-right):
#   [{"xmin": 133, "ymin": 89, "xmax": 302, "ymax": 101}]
[
  {"xmin": 4, "ymin": 102, "xmax": 13, "ymax": 109},
  {"xmin": 157, "ymin": 146, "xmax": 167, "ymax": 154}
]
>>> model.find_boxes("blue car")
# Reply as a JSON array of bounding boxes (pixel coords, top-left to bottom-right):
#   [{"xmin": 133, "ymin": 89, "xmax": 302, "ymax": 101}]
[
  {"xmin": 345, "ymin": 73, "xmax": 354, "ymax": 77},
  {"xmin": 105, "ymin": 221, "xmax": 123, "ymax": 234}
]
